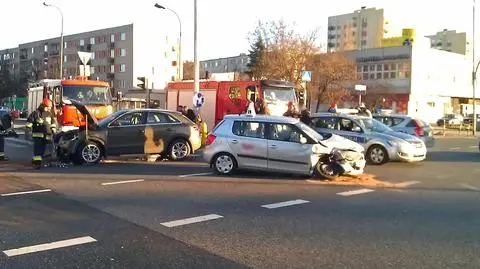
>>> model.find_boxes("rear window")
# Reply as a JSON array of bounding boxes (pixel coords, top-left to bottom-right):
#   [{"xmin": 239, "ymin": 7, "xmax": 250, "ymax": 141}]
[{"xmin": 406, "ymin": 119, "xmax": 424, "ymax": 128}]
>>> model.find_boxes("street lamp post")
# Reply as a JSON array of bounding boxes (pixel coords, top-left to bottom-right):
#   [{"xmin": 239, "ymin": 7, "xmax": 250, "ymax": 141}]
[
  {"xmin": 43, "ymin": 2, "xmax": 64, "ymax": 79},
  {"xmin": 193, "ymin": 0, "xmax": 199, "ymax": 93},
  {"xmin": 154, "ymin": 3, "xmax": 182, "ymax": 81},
  {"xmin": 473, "ymin": 0, "xmax": 477, "ymax": 135}
]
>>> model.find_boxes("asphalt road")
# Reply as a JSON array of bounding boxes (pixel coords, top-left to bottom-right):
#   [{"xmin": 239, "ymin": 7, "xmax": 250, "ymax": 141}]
[{"xmin": 1, "ymin": 136, "xmax": 479, "ymax": 268}]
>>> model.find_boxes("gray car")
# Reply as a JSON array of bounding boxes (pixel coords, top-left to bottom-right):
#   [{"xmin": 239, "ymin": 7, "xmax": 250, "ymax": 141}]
[
  {"xmin": 310, "ymin": 113, "xmax": 427, "ymax": 165},
  {"xmin": 57, "ymin": 100, "xmax": 202, "ymax": 164},
  {"xmin": 373, "ymin": 114, "xmax": 435, "ymax": 148}
]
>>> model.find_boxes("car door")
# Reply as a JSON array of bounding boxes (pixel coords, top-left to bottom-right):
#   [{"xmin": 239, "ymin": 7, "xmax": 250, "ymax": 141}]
[
  {"xmin": 266, "ymin": 123, "xmax": 311, "ymax": 174},
  {"xmin": 335, "ymin": 117, "xmax": 368, "ymax": 146},
  {"xmin": 144, "ymin": 111, "xmax": 181, "ymax": 154},
  {"xmin": 106, "ymin": 111, "xmax": 147, "ymax": 155},
  {"xmin": 228, "ymin": 120, "xmax": 268, "ymax": 170}
]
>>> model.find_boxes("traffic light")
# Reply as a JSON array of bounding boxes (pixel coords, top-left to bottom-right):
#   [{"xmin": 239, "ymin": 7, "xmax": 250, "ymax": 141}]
[{"xmin": 137, "ymin": 76, "xmax": 147, "ymax": 89}]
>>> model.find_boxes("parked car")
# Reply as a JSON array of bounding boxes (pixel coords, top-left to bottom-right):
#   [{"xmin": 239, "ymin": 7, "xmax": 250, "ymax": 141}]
[
  {"xmin": 373, "ymin": 114, "xmax": 435, "ymax": 148},
  {"xmin": 203, "ymin": 114, "xmax": 365, "ymax": 176},
  {"xmin": 57, "ymin": 99, "xmax": 202, "ymax": 164},
  {"xmin": 437, "ymin": 114, "xmax": 463, "ymax": 126},
  {"xmin": 310, "ymin": 113, "xmax": 427, "ymax": 165}
]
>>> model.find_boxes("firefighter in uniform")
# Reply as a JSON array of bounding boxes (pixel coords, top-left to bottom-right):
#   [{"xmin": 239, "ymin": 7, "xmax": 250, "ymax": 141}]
[
  {"xmin": 26, "ymin": 99, "xmax": 57, "ymax": 167},
  {"xmin": 0, "ymin": 112, "xmax": 12, "ymax": 161}
]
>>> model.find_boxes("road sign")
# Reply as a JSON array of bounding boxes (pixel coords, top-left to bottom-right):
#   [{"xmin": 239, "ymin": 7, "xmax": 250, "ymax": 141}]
[
  {"xmin": 193, "ymin": 92, "xmax": 205, "ymax": 108},
  {"xmin": 301, "ymin": 71, "xmax": 312, "ymax": 82},
  {"xmin": 77, "ymin": 52, "xmax": 93, "ymax": 65},
  {"xmin": 354, "ymin": 84, "xmax": 367, "ymax": 91}
]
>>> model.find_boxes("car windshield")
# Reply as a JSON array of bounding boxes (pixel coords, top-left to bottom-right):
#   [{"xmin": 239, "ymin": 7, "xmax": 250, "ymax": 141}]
[
  {"xmin": 358, "ymin": 118, "xmax": 393, "ymax": 133},
  {"xmin": 296, "ymin": 121, "xmax": 327, "ymax": 142},
  {"xmin": 63, "ymin": 85, "xmax": 112, "ymax": 105},
  {"xmin": 263, "ymin": 87, "xmax": 296, "ymax": 103},
  {"xmin": 97, "ymin": 110, "xmax": 125, "ymax": 126}
]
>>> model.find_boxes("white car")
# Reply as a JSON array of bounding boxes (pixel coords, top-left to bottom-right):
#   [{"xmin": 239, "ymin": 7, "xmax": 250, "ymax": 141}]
[{"xmin": 203, "ymin": 114, "xmax": 365, "ymax": 176}]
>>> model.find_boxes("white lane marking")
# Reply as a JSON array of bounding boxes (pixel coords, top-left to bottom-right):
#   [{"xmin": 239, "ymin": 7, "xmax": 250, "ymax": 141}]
[
  {"xmin": 160, "ymin": 214, "xmax": 223, "ymax": 228},
  {"xmin": 261, "ymin": 199, "xmax": 310, "ymax": 209},
  {"xmin": 2, "ymin": 236, "xmax": 97, "ymax": 257},
  {"xmin": 101, "ymin": 179, "xmax": 145, "ymax": 186},
  {"xmin": 448, "ymin": 147, "xmax": 461, "ymax": 150},
  {"xmin": 470, "ymin": 146, "xmax": 479, "ymax": 149},
  {"xmin": 337, "ymin": 188, "xmax": 375, "ymax": 196},
  {"xmin": 394, "ymin": 181, "xmax": 421, "ymax": 188},
  {"xmin": 1, "ymin": 189, "xmax": 52, "ymax": 197},
  {"xmin": 460, "ymin": 183, "xmax": 480, "ymax": 191},
  {"xmin": 178, "ymin": 172, "xmax": 213, "ymax": 178}
]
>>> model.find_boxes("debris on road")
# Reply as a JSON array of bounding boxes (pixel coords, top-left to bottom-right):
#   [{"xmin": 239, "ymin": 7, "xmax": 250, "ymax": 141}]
[{"xmin": 309, "ymin": 174, "xmax": 395, "ymax": 188}]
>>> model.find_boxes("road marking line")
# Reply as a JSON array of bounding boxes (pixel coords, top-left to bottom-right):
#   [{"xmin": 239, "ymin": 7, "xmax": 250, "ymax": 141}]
[
  {"xmin": 394, "ymin": 181, "xmax": 421, "ymax": 188},
  {"xmin": 337, "ymin": 188, "xmax": 375, "ymax": 196},
  {"xmin": 448, "ymin": 147, "xmax": 461, "ymax": 150},
  {"xmin": 2, "ymin": 236, "xmax": 97, "ymax": 257},
  {"xmin": 470, "ymin": 146, "xmax": 479, "ymax": 149},
  {"xmin": 160, "ymin": 214, "xmax": 223, "ymax": 227},
  {"xmin": 261, "ymin": 199, "xmax": 310, "ymax": 209},
  {"xmin": 460, "ymin": 183, "xmax": 480, "ymax": 191},
  {"xmin": 1, "ymin": 189, "xmax": 52, "ymax": 197},
  {"xmin": 101, "ymin": 179, "xmax": 145, "ymax": 186},
  {"xmin": 178, "ymin": 172, "xmax": 213, "ymax": 178}
]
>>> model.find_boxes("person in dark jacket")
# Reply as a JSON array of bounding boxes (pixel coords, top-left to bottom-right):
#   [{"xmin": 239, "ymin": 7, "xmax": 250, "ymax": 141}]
[
  {"xmin": 0, "ymin": 113, "xmax": 12, "ymax": 161},
  {"xmin": 300, "ymin": 108, "xmax": 312, "ymax": 126},
  {"xmin": 26, "ymin": 99, "xmax": 57, "ymax": 168}
]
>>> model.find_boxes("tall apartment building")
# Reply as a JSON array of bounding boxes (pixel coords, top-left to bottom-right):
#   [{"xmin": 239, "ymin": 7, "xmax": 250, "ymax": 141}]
[
  {"xmin": 0, "ymin": 23, "xmax": 178, "ymax": 91},
  {"xmin": 201, "ymin": 54, "xmax": 250, "ymax": 74},
  {"xmin": 426, "ymin": 29, "xmax": 467, "ymax": 55},
  {"xmin": 327, "ymin": 7, "xmax": 385, "ymax": 52}
]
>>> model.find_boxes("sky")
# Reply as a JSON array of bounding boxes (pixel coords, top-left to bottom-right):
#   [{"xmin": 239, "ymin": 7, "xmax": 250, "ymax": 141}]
[{"xmin": 0, "ymin": 0, "xmax": 475, "ymax": 61}]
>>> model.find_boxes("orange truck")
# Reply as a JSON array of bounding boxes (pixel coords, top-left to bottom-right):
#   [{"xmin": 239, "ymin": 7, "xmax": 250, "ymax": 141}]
[
  {"xmin": 166, "ymin": 80, "xmax": 298, "ymax": 130},
  {"xmin": 27, "ymin": 76, "xmax": 113, "ymax": 132}
]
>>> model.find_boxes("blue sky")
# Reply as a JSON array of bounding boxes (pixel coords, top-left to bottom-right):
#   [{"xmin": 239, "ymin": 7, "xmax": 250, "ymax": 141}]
[{"xmin": 1, "ymin": 0, "xmax": 474, "ymax": 60}]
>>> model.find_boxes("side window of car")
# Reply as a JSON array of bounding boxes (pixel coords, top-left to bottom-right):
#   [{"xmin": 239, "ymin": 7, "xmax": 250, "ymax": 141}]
[
  {"xmin": 268, "ymin": 123, "xmax": 303, "ymax": 143},
  {"xmin": 312, "ymin": 117, "xmax": 337, "ymax": 129},
  {"xmin": 147, "ymin": 112, "xmax": 179, "ymax": 124},
  {"xmin": 339, "ymin": 118, "xmax": 362, "ymax": 133},
  {"xmin": 392, "ymin": 117, "xmax": 405, "ymax": 126},
  {"xmin": 111, "ymin": 112, "xmax": 144, "ymax": 127},
  {"xmin": 232, "ymin": 121, "xmax": 265, "ymax": 139}
]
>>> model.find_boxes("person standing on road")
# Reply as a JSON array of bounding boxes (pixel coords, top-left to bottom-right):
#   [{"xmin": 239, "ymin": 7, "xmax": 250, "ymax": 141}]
[
  {"xmin": 0, "ymin": 112, "xmax": 12, "ymax": 161},
  {"xmin": 26, "ymin": 99, "xmax": 57, "ymax": 168}
]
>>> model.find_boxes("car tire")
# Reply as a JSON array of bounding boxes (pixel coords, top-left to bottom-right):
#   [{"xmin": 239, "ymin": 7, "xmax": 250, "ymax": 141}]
[
  {"xmin": 168, "ymin": 139, "xmax": 190, "ymax": 161},
  {"xmin": 366, "ymin": 144, "xmax": 389, "ymax": 165},
  {"xmin": 314, "ymin": 162, "xmax": 341, "ymax": 180},
  {"xmin": 212, "ymin": 153, "xmax": 237, "ymax": 175},
  {"xmin": 75, "ymin": 141, "xmax": 102, "ymax": 165}
]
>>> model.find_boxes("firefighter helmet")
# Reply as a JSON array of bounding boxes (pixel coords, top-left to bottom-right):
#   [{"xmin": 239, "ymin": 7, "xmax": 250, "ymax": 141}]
[{"xmin": 42, "ymin": 98, "xmax": 52, "ymax": 108}]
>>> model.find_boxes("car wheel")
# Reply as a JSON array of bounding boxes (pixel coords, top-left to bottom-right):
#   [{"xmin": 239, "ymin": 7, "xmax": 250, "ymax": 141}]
[
  {"xmin": 366, "ymin": 144, "xmax": 389, "ymax": 165},
  {"xmin": 212, "ymin": 153, "xmax": 237, "ymax": 175},
  {"xmin": 169, "ymin": 139, "xmax": 190, "ymax": 161},
  {"xmin": 314, "ymin": 162, "xmax": 341, "ymax": 180},
  {"xmin": 76, "ymin": 141, "xmax": 102, "ymax": 164}
]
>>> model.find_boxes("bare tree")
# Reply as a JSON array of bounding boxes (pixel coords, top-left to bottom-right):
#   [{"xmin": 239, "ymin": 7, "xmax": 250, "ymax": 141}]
[{"xmin": 307, "ymin": 53, "xmax": 357, "ymax": 112}]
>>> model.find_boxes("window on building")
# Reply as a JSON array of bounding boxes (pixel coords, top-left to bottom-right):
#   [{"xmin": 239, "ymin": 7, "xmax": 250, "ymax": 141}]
[
  {"xmin": 91, "ymin": 52, "xmax": 95, "ymax": 60},
  {"xmin": 110, "ymin": 65, "xmax": 114, "ymax": 73},
  {"xmin": 384, "ymin": 64, "xmax": 390, "ymax": 71},
  {"xmin": 120, "ymin": 64, "xmax": 126, "ymax": 72},
  {"xmin": 362, "ymin": 65, "xmax": 368, "ymax": 72},
  {"xmin": 390, "ymin": 72, "xmax": 396, "ymax": 79},
  {"xmin": 64, "ymin": 55, "xmax": 67, "ymax": 62},
  {"xmin": 31, "ymin": 47, "xmax": 34, "ymax": 54},
  {"xmin": 363, "ymin": 73, "xmax": 369, "ymax": 80},
  {"xmin": 383, "ymin": 72, "xmax": 390, "ymax": 79},
  {"xmin": 110, "ymin": 49, "xmax": 115, "ymax": 58},
  {"xmin": 111, "ymin": 34, "xmax": 115, "ymax": 43},
  {"xmin": 64, "ymin": 42, "xmax": 67, "ymax": 49},
  {"xmin": 121, "ymin": 33, "xmax": 126, "ymax": 41},
  {"xmin": 215, "ymin": 61, "xmax": 218, "ymax": 67},
  {"xmin": 369, "ymin": 73, "xmax": 375, "ymax": 80},
  {"xmin": 361, "ymin": 40, "xmax": 367, "ymax": 45},
  {"xmin": 90, "ymin": 66, "xmax": 95, "ymax": 74},
  {"xmin": 204, "ymin": 63, "xmax": 207, "ymax": 68},
  {"xmin": 90, "ymin": 37, "xmax": 95, "ymax": 45},
  {"xmin": 80, "ymin": 39, "xmax": 85, "ymax": 46},
  {"xmin": 121, "ymin": 48, "xmax": 126, "ymax": 56},
  {"xmin": 377, "ymin": 64, "xmax": 382, "ymax": 71},
  {"xmin": 44, "ymin": 44, "xmax": 48, "ymax": 52},
  {"xmin": 369, "ymin": 65, "xmax": 375, "ymax": 71},
  {"xmin": 357, "ymin": 65, "xmax": 362, "ymax": 72},
  {"xmin": 390, "ymin": 63, "xmax": 396, "ymax": 70},
  {"xmin": 376, "ymin": 72, "xmax": 382, "ymax": 79}
]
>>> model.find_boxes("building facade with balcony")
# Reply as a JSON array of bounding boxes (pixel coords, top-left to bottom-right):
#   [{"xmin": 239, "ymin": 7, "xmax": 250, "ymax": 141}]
[
  {"xmin": 426, "ymin": 29, "xmax": 468, "ymax": 55},
  {"xmin": 327, "ymin": 7, "xmax": 385, "ymax": 52},
  {"xmin": 0, "ymin": 23, "xmax": 177, "ymax": 93},
  {"xmin": 0, "ymin": 47, "xmax": 20, "ymax": 79}
]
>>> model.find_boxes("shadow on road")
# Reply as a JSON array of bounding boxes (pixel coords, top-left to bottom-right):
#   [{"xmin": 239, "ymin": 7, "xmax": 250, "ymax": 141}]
[{"xmin": 425, "ymin": 151, "xmax": 480, "ymax": 163}]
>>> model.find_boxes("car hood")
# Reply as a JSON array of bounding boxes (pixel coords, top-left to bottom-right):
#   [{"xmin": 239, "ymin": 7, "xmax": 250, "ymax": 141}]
[
  {"xmin": 69, "ymin": 99, "xmax": 99, "ymax": 126},
  {"xmin": 322, "ymin": 134, "xmax": 364, "ymax": 153}
]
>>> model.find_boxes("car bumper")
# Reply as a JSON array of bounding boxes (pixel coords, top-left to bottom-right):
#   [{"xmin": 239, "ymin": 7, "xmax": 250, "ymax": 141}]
[{"xmin": 392, "ymin": 147, "xmax": 427, "ymax": 162}]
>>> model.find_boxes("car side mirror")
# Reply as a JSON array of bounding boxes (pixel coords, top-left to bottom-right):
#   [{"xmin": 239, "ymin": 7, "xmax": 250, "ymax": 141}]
[{"xmin": 300, "ymin": 136, "xmax": 307, "ymax": 144}]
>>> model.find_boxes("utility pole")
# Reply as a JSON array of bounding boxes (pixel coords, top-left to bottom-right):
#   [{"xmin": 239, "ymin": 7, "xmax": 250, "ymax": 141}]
[
  {"xmin": 193, "ymin": 0, "xmax": 199, "ymax": 93},
  {"xmin": 473, "ymin": 0, "xmax": 477, "ymax": 135},
  {"xmin": 43, "ymin": 2, "xmax": 64, "ymax": 79}
]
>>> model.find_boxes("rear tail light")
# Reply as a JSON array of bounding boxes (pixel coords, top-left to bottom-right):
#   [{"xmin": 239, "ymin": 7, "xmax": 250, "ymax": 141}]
[{"xmin": 205, "ymin": 134, "xmax": 216, "ymax": 146}]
